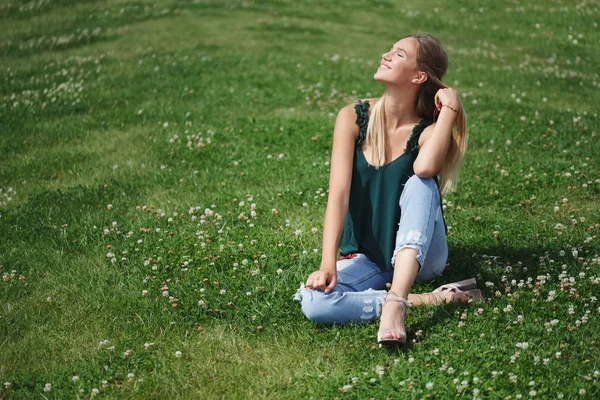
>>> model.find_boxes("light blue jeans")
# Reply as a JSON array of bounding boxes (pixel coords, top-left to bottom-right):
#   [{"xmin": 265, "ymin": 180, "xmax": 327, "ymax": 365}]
[{"xmin": 294, "ymin": 175, "xmax": 448, "ymax": 324}]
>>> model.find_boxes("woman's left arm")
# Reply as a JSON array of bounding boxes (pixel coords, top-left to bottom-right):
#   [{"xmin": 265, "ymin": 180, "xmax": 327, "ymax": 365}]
[{"xmin": 413, "ymin": 87, "xmax": 461, "ymax": 177}]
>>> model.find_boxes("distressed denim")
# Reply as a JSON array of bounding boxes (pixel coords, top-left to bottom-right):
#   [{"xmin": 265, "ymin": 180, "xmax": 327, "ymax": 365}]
[{"xmin": 294, "ymin": 175, "xmax": 448, "ymax": 324}]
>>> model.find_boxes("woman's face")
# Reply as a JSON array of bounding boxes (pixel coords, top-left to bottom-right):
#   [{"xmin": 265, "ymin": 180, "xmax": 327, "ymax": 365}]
[{"xmin": 373, "ymin": 37, "xmax": 422, "ymax": 86}]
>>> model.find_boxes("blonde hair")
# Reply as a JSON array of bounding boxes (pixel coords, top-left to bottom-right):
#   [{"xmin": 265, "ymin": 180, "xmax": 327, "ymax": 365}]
[{"xmin": 363, "ymin": 33, "xmax": 468, "ymax": 196}]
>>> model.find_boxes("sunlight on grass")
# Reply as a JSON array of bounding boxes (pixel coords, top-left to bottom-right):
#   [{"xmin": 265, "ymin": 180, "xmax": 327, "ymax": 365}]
[{"xmin": 1, "ymin": 0, "xmax": 599, "ymax": 398}]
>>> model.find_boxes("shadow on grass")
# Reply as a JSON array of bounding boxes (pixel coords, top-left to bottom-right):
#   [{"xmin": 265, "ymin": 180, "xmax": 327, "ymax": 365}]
[{"xmin": 291, "ymin": 240, "xmax": 576, "ymax": 351}]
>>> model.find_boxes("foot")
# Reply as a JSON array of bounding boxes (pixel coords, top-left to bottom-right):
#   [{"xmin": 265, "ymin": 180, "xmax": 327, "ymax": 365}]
[
  {"xmin": 377, "ymin": 292, "xmax": 409, "ymax": 345},
  {"xmin": 425, "ymin": 288, "xmax": 483, "ymax": 305}
]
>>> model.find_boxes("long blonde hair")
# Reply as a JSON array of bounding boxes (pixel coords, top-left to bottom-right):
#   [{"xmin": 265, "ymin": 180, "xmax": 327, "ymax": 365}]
[{"xmin": 364, "ymin": 33, "xmax": 468, "ymax": 196}]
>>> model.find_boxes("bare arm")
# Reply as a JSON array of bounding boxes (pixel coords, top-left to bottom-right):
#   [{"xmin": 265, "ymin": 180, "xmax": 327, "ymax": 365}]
[
  {"xmin": 305, "ymin": 103, "xmax": 358, "ymax": 292},
  {"xmin": 413, "ymin": 88, "xmax": 461, "ymax": 177}
]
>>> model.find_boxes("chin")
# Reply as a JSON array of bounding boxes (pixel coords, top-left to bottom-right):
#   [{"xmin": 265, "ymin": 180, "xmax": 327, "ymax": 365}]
[{"xmin": 373, "ymin": 73, "xmax": 390, "ymax": 85}]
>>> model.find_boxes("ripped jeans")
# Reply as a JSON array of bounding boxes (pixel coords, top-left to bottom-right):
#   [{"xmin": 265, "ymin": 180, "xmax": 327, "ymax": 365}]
[{"xmin": 294, "ymin": 175, "xmax": 448, "ymax": 324}]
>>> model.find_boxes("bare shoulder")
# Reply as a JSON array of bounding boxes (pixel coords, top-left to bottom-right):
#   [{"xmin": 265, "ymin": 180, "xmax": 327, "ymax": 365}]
[
  {"xmin": 332, "ymin": 103, "xmax": 359, "ymax": 142},
  {"xmin": 335, "ymin": 98, "xmax": 380, "ymax": 137}
]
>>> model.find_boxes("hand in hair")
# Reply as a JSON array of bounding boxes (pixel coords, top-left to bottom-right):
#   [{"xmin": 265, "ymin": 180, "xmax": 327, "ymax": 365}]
[
  {"xmin": 434, "ymin": 87, "xmax": 461, "ymax": 112},
  {"xmin": 414, "ymin": 86, "xmax": 462, "ymax": 179}
]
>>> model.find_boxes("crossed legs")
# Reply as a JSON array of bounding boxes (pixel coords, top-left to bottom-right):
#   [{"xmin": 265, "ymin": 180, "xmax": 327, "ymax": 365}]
[{"xmin": 295, "ymin": 175, "xmax": 448, "ymax": 325}]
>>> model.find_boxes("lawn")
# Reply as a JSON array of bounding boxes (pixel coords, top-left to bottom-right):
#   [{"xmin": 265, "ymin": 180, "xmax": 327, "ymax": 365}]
[{"xmin": 1, "ymin": 0, "xmax": 599, "ymax": 398}]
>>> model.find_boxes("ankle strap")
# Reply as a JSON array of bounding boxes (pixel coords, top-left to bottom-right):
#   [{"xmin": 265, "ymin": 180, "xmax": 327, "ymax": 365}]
[
  {"xmin": 432, "ymin": 284, "xmax": 459, "ymax": 294},
  {"xmin": 385, "ymin": 291, "xmax": 411, "ymax": 307}
]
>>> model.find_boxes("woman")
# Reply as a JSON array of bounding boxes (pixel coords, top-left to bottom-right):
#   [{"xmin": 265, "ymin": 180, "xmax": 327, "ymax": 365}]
[{"xmin": 293, "ymin": 33, "xmax": 481, "ymax": 347}]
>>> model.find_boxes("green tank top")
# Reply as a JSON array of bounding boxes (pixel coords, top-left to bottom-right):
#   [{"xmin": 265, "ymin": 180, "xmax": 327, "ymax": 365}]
[{"xmin": 339, "ymin": 99, "xmax": 436, "ymax": 271}]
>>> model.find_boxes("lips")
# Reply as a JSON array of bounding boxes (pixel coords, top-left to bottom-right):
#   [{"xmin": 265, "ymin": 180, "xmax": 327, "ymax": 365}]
[{"xmin": 379, "ymin": 62, "xmax": 391, "ymax": 69}]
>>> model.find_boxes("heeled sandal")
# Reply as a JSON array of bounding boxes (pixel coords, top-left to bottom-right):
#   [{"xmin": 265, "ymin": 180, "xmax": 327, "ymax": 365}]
[
  {"xmin": 430, "ymin": 278, "xmax": 482, "ymax": 305},
  {"xmin": 434, "ymin": 278, "xmax": 478, "ymax": 292},
  {"xmin": 377, "ymin": 291, "xmax": 411, "ymax": 347}
]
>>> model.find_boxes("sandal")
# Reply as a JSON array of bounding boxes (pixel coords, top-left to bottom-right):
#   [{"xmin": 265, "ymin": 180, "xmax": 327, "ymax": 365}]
[
  {"xmin": 433, "ymin": 278, "xmax": 478, "ymax": 293},
  {"xmin": 377, "ymin": 291, "xmax": 411, "ymax": 347},
  {"xmin": 430, "ymin": 278, "xmax": 482, "ymax": 305}
]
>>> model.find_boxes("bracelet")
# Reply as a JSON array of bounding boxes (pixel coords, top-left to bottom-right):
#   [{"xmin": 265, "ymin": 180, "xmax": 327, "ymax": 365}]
[{"xmin": 441, "ymin": 104, "xmax": 459, "ymax": 113}]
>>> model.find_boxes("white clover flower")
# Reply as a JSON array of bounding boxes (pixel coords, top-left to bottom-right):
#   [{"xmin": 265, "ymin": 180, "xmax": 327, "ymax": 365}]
[
  {"xmin": 175, "ymin": 351, "xmax": 182, "ymax": 358},
  {"xmin": 72, "ymin": 375, "xmax": 79, "ymax": 382},
  {"xmin": 339, "ymin": 385, "xmax": 352, "ymax": 392},
  {"xmin": 426, "ymin": 382, "xmax": 433, "ymax": 390}
]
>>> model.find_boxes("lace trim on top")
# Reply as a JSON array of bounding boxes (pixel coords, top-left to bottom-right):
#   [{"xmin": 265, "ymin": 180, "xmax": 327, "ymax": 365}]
[
  {"xmin": 354, "ymin": 99, "xmax": 370, "ymax": 147},
  {"xmin": 354, "ymin": 98, "xmax": 432, "ymax": 153},
  {"xmin": 405, "ymin": 117, "xmax": 433, "ymax": 153}
]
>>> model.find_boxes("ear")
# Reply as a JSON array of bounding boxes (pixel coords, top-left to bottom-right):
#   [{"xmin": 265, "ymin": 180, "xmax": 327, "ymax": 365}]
[{"xmin": 412, "ymin": 71, "xmax": 428, "ymax": 85}]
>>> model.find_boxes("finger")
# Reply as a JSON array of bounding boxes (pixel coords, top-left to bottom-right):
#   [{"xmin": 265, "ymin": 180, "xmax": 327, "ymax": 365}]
[
  {"xmin": 315, "ymin": 275, "xmax": 325, "ymax": 290},
  {"xmin": 434, "ymin": 93, "xmax": 442, "ymax": 109},
  {"xmin": 324, "ymin": 276, "xmax": 337, "ymax": 294},
  {"xmin": 305, "ymin": 275, "xmax": 315, "ymax": 289},
  {"xmin": 309, "ymin": 274, "xmax": 320, "ymax": 288}
]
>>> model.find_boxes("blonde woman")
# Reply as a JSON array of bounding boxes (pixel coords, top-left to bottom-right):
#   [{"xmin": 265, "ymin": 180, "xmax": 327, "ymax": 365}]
[{"xmin": 294, "ymin": 33, "xmax": 481, "ymax": 347}]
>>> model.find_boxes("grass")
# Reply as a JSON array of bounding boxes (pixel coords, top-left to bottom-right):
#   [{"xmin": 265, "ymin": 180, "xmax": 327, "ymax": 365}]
[{"xmin": 1, "ymin": 0, "xmax": 599, "ymax": 398}]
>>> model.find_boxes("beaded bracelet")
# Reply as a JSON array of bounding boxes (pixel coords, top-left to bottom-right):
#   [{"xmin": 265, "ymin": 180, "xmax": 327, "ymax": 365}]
[
  {"xmin": 433, "ymin": 104, "xmax": 460, "ymax": 121},
  {"xmin": 442, "ymin": 104, "xmax": 459, "ymax": 113}
]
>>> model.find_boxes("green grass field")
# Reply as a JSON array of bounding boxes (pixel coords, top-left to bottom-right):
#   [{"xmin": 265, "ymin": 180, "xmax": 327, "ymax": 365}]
[{"xmin": 1, "ymin": 0, "xmax": 599, "ymax": 398}]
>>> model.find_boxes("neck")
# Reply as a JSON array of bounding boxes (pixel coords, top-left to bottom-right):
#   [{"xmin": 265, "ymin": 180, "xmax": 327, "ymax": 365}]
[{"xmin": 382, "ymin": 86, "xmax": 420, "ymax": 130}]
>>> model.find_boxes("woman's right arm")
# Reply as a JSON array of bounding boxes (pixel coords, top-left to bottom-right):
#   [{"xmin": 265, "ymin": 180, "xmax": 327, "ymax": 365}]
[{"xmin": 305, "ymin": 103, "xmax": 358, "ymax": 293}]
